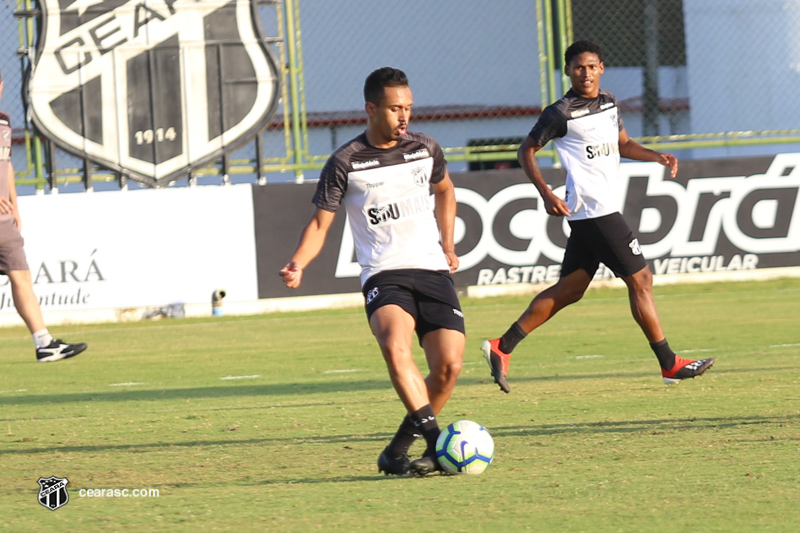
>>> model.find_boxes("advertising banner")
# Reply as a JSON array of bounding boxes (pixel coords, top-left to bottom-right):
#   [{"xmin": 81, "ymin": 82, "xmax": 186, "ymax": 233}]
[
  {"xmin": 255, "ymin": 153, "xmax": 800, "ymax": 298},
  {"xmin": 0, "ymin": 185, "xmax": 259, "ymax": 316}
]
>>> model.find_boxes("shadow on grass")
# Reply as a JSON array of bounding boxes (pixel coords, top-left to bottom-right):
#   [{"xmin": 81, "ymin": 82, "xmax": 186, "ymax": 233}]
[
  {"xmin": 4, "ymin": 413, "xmax": 797, "ymax": 459},
  {"xmin": 491, "ymin": 412, "xmax": 800, "ymax": 438},
  {"xmin": 1, "ymin": 363, "xmax": 796, "ymax": 408},
  {"xmin": 0, "ymin": 379, "xmax": 395, "ymax": 407},
  {"xmin": 1, "ymin": 431, "xmax": 393, "ymax": 456}
]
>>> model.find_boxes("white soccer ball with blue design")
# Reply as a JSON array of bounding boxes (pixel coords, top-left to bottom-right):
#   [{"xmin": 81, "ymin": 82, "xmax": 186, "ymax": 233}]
[{"xmin": 435, "ymin": 420, "xmax": 494, "ymax": 474}]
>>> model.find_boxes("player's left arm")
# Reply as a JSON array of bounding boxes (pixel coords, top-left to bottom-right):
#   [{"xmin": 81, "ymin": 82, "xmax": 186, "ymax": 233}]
[
  {"xmin": 618, "ymin": 128, "xmax": 678, "ymax": 178},
  {"xmin": 432, "ymin": 169, "xmax": 459, "ymax": 274}
]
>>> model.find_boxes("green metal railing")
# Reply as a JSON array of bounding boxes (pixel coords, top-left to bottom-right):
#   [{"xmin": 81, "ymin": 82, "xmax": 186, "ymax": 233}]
[{"xmin": 12, "ymin": 0, "xmax": 800, "ymax": 190}]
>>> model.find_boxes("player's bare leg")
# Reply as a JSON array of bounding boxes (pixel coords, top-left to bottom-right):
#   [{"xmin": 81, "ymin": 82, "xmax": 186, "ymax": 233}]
[
  {"xmin": 483, "ymin": 269, "xmax": 591, "ymax": 392},
  {"xmin": 623, "ymin": 266, "xmax": 714, "ymax": 383},
  {"xmin": 420, "ymin": 328, "xmax": 464, "ymax": 414},
  {"xmin": 8, "ymin": 270, "xmax": 46, "ymax": 333},
  {"xmin": 406, "ymin": 328, "xmax": 464, "ymax": 475},
  {"xmin": 370, "ymin": 305, "xmax": 441, "ymax": 475},
  {"xmin": 8, "ymin": 270, "xmax": 87, "ymax": 362},
  {"xmin": 517, "ymin": 269, "xmax": 592, "ymax": 332},
  {"xmin": 370, "ymin": 305, "xmax": 429, "ymax": 412},
  {"xmin": 622, "ymin": 266, "xmax": 664, "ymax": 343}
]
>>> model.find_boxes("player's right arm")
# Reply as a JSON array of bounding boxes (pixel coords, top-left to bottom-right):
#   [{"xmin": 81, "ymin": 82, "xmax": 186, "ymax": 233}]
[
  {"xmin": 279, "ymin": 207, "xmax": 335, "ymax": 289},
  {"xmin": 518, "ymin": 136, "xmax": 571, "ymax": 217}
]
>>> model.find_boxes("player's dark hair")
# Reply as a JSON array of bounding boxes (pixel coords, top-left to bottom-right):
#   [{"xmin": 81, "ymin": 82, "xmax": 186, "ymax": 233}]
[
  {"xmin": 565, "ymin": 40, "xmax": 604, "ymax": 65},
  {"xmin": 363, "ymin": 67, "xmax": 409, "ymax": 105}
]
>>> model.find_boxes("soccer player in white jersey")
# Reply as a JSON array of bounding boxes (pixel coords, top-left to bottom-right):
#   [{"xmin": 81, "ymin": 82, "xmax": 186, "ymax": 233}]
[
  {"xmin": 0, "ymin": 70, "xmax": 87, "ymax": 362},
  {"xmin": 280, "ymin": 67, "xmax": 464, "ymax": 475},
  {"xmin": 482, "ymin": 40, "xmax": 714, "ymax": 393}
]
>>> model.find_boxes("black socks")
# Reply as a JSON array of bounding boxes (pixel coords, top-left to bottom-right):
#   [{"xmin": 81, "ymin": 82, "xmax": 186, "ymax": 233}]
[
  {"xmin": 650, "ymin": 339, "xmax": 676, "ymax": 370},
  {"xmin": 499, "ymin": 322, "xmax": 527, "ymax": 354},
  {"xmin": 385, "ymin": 415, "xmax": 419, "ymax": 456},
  {"xmin": 386, "ymin": 405, "xmax": 440, "ymax": 456},
  {"xmin": 409, "ymin": 404, "xmax": 439, "ymax": 455}
]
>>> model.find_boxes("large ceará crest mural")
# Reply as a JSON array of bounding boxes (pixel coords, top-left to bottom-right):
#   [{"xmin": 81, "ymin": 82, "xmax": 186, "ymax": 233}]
[{"xmin": 26, "ymin": 0, "xmax": 281, "ymax": 187}]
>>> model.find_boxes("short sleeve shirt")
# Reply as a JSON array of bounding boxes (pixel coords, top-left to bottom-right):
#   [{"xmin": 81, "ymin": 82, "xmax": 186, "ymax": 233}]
[
  {"xmin": 529, "ymin": 89, "xmax": 624, "ymax": 220},
  {"xmin": 313, "ymin": 131, "xmax": 450, "ymax": 285}
]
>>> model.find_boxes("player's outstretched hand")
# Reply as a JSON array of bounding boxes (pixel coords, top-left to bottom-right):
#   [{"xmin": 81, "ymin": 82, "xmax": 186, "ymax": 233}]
[
  {"xmin": 279, "ymin": 262, "xmax": 303, "ymax": 289},
  {"xmin": 658, "ymin": 152, "xmax": 679, "ymax": 178}
]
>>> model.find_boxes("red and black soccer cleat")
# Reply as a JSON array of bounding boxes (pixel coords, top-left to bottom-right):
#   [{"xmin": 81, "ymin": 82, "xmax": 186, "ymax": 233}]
[
  {"xmin": 662, "ymin": 356, "xmax": 715, "ymax": 384},
  {"xmin": 482, "ymin": 339, "xmax": 511, "ymax": 393}
]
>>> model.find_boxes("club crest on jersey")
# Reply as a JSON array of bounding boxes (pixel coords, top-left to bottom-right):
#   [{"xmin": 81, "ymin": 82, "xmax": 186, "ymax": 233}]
[
  {"xmin": 629, "ymin": 238, "xmax": 642, "ymax": 255},
  {"xmin": 411, "ymin": 166, "xmax": 428, "ymax": 187},
  {"xmin": 26, "ymin": 0, "xmax": 281, "ymax": 187}
]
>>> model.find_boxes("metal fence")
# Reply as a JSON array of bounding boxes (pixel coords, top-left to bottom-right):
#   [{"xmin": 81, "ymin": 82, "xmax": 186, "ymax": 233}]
[{"xmin": 3, "ymin": 0, "xmax": 800, "ymax": 192}]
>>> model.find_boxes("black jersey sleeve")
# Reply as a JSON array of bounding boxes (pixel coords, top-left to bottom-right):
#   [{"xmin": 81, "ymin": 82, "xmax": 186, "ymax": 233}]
[
  {"xmin": 429, "ymin": 138, "xmax": 447, "ymax": 185},
  {"xmin": 528, "ymin": 103, "xmax": 568, "ymax": 147},
  {"xmin": 312, "ymin": 153, "xmax": 348, "ymax": 212}
]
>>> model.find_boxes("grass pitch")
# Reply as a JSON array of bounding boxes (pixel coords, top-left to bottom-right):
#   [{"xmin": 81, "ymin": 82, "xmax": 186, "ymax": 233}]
[{"xmin": 2, "ymin": 278, "xmax": 799, "ymax": 532}]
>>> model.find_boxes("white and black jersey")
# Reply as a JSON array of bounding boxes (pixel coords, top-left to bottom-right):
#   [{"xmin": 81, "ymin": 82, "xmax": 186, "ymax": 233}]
[
  {"xmin": 313, "ymin": 131, "xmax": 450, "ymax": 286},
  {"xmin": 529, "ymin": 89, "xmax": 624, "ymax": 220}
]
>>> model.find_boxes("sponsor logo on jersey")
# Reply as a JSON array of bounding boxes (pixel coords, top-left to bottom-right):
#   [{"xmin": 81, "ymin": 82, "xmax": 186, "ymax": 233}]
[
  {"xmin": 403, "ymin": 149, "xmax": 430, "ymax": 161},
  {"xmin": 26, "ymin": 0, "xmax": 281, "ymax": 187},
  {"xmin": 365, "ymin": 181, "xmax": 385, "ymax": 189},
  {"xmin": 353, "ymin": 159, "xmax": 380, "ymax": 170},
  {"xmin": 0, "ymin": 146, "xmax": 10, "ymax": 161},
  {"xmin": 571, "ymin": 108, "xmax": 590, "ymax": 118},
  {"xmin": 600, "ymin": 102, "xmax": 615, "ymax": 110},
  {"xmin": 367, "ymin": 194, "xmax": 431, "ymax": 226},
  {"xmin": 453, "ymin": 308, "xmax": 464, "ymax": 318},
  {"xmin": 585, "ymin": 142, "xmax": 620, "ymax": 159}
]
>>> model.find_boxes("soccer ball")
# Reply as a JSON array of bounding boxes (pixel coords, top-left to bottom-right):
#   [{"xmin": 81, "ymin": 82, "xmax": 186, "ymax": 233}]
[{"xmin": 435, "ymin": 420, "xmax": 495, "ymax": 475}]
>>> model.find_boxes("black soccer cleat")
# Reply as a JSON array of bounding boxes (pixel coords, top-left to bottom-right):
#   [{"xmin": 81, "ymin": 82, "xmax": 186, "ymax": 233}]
[
  {"xmin": 377, "ymin": 449, "xmax": 411, "ymax": 476},
  {"xmin": 36, "ymin": 339, "xmax": 88, "ymax": 363},
  {"xmin": 662, "ymin": 356, "xmax": 715, "ymax": 384},
  {"xmin": 409, "ymin": 452, "xmax": 444, "ymax": 476}
]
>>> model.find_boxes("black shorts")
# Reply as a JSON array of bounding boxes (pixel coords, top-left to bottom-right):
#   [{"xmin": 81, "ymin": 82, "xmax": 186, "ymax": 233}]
[
  {"xmin": 561, "ymin": 212, "xmax": 648, "ymax": 278},
  {"xmin": 362, "ymin": 269, "xmax": 465, "ymax": 344}
]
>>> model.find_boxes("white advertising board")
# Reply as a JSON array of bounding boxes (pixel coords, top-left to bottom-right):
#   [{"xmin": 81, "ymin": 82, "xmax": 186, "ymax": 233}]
[{"xmin": 0, "ymin": 185, "xmax": 258, "ymax": 319}]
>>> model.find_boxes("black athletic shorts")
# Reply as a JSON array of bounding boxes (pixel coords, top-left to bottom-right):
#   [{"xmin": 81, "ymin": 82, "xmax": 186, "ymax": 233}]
[
  {"xmin": 561, "ymin": 212, "xmax": 648, "ymax": 278},
  {"xmin": 362, "ymin": 269, "xmax": 465, "ymax": 344}
]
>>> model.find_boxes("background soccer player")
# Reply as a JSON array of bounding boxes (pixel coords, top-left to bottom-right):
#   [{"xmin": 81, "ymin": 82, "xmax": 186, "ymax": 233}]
[
  {"xmin": 280, "ymin": 67, "xmax": 464, "ymax": 475},
  {"xmin": 482, "ymin": 41, "xmax": 714, "ymax": 393},
  {"xmin": 0, "ymin": 70, "xmax": 87, "ymax": 362}
]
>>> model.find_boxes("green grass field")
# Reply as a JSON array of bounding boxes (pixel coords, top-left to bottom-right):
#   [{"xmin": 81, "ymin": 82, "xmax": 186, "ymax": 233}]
[{"xmin": 2, "ymin": 278, "xmax": 799, "ymax": 532}]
